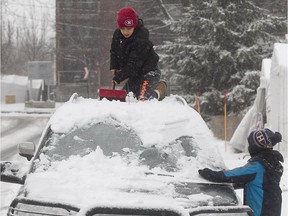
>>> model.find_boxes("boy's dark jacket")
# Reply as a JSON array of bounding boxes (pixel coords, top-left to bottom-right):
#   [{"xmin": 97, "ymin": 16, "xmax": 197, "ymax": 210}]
[
  {"xmin": 110, "ymin": 20, "xmax": 159, "ymax": 84},
  {"xmin": 198, "ymin": 150, "xmax": 284, "ymax": 216}
]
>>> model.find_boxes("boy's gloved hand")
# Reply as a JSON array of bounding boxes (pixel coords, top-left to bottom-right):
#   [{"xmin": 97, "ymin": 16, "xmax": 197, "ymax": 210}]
[
  {"xmin": 198, "ymin": 168, "xmax": 213, "ymax": 178},
  {"xmin": 112, "ymin": 77, "xmax": 120, "ymax": 84},
  {"xmin": 111, "ymin": 69, "xmax": 120, "ymax": 85},
  {"xmin": 198, "ymin": 168, "xmax": 226, "ymax": 182},
  {"xmin": 112, "ymin": 80, "xmax": 118, "ymax": 87},
  {"xmin": 112, "ymin": 70, "xmax": 125, "ymax": 84}
]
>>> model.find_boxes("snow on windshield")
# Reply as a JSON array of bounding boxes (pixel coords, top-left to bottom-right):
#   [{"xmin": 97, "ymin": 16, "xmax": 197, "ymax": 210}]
[{"xmin": 25, "ymin": 96, "xmax": 225, "ymax": 210}]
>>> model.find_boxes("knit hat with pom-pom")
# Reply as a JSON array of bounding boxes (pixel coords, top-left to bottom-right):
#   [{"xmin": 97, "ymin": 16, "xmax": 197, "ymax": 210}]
[{"xmin": 248, "ymin": 128, "xmax": 282, "ymax": 150}]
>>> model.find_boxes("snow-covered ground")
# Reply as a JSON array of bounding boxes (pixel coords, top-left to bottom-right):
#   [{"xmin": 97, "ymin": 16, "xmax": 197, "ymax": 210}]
[{"xmin": 0, "ymin": 102, "xmax": 287, "ymax": 215}]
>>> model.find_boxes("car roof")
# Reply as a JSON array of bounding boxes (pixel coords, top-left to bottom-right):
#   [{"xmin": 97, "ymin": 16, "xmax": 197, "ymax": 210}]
[{"xmin": 48, "ymin": 95, "xmax": 213, "ymax": 148}]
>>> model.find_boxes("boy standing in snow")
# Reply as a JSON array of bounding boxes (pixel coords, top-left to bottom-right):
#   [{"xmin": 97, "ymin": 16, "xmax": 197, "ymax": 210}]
[
  {"xmin": 110, "ymin": 7, "xmax": 167, "ymax": 101},
  {"xmin": 198, "ymin": 128, "xmax": 284, "ymax": 216}
]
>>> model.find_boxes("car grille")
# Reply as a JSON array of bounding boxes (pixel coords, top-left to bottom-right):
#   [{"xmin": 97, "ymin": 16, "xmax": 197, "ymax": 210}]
[{"xmin": 7, "ymin": 198, "xmax": 253, "ymax": 216}]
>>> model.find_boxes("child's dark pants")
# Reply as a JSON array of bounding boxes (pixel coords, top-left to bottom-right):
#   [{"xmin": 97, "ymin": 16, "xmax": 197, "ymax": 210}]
[{"xmin": 123, "ymin": 67, "xmax": 161, "ymax": 100}]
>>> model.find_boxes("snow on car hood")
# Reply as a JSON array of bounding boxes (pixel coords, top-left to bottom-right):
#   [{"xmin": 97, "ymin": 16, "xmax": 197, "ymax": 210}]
[
  {"xmin": 24, "ymin": 96, "xmax": 227, "ymax": 210},
  {"xmin": 25, "ymin": 147, "xmax": 226, "ymax": 210},
  {"xmin": 26, "ymin": 147, "xmax": 177, "ymax": 206}
]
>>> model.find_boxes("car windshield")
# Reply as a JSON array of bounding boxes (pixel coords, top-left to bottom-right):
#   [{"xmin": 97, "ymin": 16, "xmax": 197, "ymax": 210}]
[
  {"xmin": 34, "ymin": 120, "xmax": 201, "ymax": 173},
  {"xmin": 38, "ymin": 122, "xmax": 143, "ymax": 161}
]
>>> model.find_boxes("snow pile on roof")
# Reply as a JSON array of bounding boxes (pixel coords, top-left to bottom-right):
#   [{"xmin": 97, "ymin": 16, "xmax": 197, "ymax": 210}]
[{"xmin": 49, "ymin": 96, "xmax": 213, "ymax": 148}]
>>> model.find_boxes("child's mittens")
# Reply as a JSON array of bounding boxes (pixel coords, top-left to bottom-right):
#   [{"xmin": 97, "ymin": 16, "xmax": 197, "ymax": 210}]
[{"xmin": 198, "ymin": 168, "xmax": 213, "ymax": 179}]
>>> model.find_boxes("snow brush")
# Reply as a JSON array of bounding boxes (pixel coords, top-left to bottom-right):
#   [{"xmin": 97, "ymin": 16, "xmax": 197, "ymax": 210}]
[{"xmin": 98, "ymin": 83, "xmax": 127, "ymax": 102}]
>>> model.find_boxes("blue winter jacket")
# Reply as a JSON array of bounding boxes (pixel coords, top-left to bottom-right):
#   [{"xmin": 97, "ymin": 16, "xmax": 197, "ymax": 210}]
[{"xmin": 198, "ymin": 150, "xmax": 283, "ymax": 216}]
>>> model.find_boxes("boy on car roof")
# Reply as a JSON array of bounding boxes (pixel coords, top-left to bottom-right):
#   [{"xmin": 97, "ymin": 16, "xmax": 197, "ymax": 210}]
[{"xmin": 110, "ymin": 7, "xmax": 167, "ymax": 101}]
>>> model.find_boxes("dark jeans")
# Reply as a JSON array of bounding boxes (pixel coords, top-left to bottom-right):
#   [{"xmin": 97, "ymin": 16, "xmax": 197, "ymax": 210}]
[{"xmin": 123, "ymin": 67, "xmax": 161, "ymax": 100}]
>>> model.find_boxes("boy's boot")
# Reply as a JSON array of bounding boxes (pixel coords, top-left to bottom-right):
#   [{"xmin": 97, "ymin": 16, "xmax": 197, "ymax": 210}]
[{"xmin": 155, "ymin": 80, "xmax": 167, "ymax": 101}]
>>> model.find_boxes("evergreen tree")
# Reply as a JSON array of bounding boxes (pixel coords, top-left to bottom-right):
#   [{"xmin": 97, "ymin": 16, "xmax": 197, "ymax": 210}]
[{"xmin": 157, "ymin": 0, "xmax": 286, "ymax": 118}]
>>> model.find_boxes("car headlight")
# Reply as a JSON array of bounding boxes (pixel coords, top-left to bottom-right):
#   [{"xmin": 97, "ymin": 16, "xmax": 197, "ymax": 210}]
[
  {"xmin": 7, "ymin": 198, "xmax": 79, "ymax": 216},
  {"xmin": 189, "ymin": 206, "xmax": 253, "ymax": 216},
  {"xmin": 191, "ymin": 213, "xmax": 250, "ymax": 216}
]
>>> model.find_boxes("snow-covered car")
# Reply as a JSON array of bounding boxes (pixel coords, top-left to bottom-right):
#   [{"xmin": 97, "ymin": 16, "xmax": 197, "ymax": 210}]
[{"xmin": 1, "ymin": 95, "xmax": 253, "ymax": 216}]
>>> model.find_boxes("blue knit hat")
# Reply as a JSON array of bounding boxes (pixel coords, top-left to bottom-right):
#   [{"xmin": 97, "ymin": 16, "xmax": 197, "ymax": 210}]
[{"xmin": 248, "ymin": 128, "xmax": 282, "ymax": 149}]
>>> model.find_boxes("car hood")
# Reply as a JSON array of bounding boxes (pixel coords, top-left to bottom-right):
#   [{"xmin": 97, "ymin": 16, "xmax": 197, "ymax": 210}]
[
  {"xmin": 24, "ymin": 156, "xmax": 238, "ymax": 211},
  {"xmin": 24, "ymin": 176, "xmax": 238, "ymax": 210}
]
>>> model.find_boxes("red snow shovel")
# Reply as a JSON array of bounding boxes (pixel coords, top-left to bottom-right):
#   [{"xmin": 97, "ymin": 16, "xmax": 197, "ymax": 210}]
[{"xmin": 98, "ymin": 83, "xmax": 127, "ymax": 102}]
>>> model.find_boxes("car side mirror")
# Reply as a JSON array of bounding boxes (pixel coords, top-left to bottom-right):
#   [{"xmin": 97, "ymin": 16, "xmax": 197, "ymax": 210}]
[
  {"xmin": 0, "ymin": 161, "xmax": 26, "ymax": 184},
  {"xmin": 18, "ymin": 142, "xmax": 35, "ymax": 161}
]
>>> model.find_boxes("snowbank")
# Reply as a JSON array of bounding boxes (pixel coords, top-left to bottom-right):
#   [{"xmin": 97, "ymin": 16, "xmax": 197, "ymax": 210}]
[
  {"xmin": 1, "ymin": 75, "xmax": 28, "ymax": 103},
  {"xmin": 1, "ymin": 75, "xmax": 43, "ymax": 103}
]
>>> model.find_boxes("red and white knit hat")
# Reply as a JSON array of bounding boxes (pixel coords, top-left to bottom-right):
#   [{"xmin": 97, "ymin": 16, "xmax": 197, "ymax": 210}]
[{"xmin": 117, "ymin": 7, "xmax": 138, "ymax": 29}]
